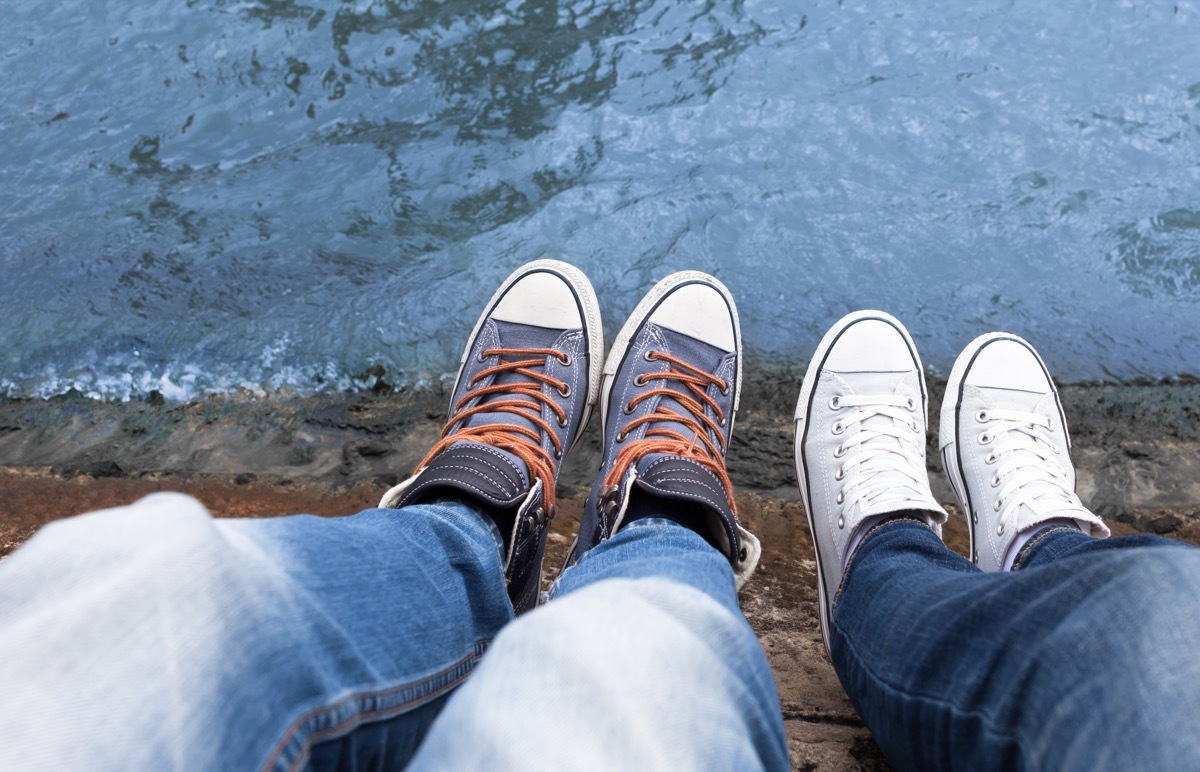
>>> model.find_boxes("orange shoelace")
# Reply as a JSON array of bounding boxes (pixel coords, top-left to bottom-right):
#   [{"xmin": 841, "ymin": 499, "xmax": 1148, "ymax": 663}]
[
  {"xmin": 603, "ymin": 351, "xmax": 738, "ymax": 515},
  {"xmin": 415, "ymin": 347, "xmax": 569, "ymax": 510}
]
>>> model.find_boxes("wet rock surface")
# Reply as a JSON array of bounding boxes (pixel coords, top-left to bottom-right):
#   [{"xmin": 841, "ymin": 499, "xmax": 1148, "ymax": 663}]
[{"xmin": 2, "ymin": 371, "xmax": 1199, "ymax": 770}]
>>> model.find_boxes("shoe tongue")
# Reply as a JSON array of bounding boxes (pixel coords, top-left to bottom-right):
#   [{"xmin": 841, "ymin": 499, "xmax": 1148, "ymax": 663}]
[
  {"xmin": 837, "ymin": 370, "xmax": 915, "ymax": 454},
  {"xmin": 462, "ymin": 320, "xmax": 565, "ymax": 433},
  {"xmin": 639, "ymin": 325, "xmax": 727, "ymax": 445},
  {"xmin": 831, "ymin": 370, "xmax": 934, "ymax": 511}
]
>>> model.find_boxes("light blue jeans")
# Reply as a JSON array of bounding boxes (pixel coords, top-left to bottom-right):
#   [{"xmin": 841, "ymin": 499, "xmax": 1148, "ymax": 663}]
[{"xmin": 0, "ymin": 493, "xmax": 789, "ymax": 770}]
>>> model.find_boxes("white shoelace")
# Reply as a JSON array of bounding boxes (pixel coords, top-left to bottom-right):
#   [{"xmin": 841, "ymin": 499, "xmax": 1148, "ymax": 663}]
[
  {"xmin": 976, "ymin": 407, "xmax": 1086, "ymax": 536},
  {"xmin": 832, "ymin": 394, "xmax": 929, "ymax": 528}
]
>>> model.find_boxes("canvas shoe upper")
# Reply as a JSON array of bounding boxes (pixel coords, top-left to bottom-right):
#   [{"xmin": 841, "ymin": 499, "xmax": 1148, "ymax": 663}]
[
  {"xmin": 940, "ymin": 333, "xmax": 1109, "ymax": 572},
  {"xmin": 795, "ymin": 311, "xmax": 947, "ymax": 653},
  {"xmin": 563, "ymin": 272, "xmax": 761, "ymax": 588},
  {"xmin": 379, "ymin": 259, "xmax": 602, "ymax": 613}
]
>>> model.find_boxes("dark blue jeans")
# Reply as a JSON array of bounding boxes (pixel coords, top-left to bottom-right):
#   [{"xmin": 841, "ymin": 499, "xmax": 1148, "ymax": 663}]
[{"xmin": 832, "ymin": 519, "xmax": 1200, "ymax": 771}]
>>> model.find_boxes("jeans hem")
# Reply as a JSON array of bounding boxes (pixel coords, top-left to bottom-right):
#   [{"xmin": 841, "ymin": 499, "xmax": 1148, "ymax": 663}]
[{"xmin": 834, "ymin": 516, "xmax": 933, "ymax": 609}]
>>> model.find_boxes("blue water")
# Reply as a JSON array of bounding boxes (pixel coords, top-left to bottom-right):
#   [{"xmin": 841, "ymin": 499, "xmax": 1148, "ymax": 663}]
[{"xmin": 3, "ymin": 0, "xmax": 1200, "ymax": 400}]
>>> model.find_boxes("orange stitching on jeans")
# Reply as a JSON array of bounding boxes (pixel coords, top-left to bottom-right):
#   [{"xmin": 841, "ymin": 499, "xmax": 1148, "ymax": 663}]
[
  {"xmin": 263, "ymin": 643, "xmax": 488, "ymax": 772},
  {"xmin": 1011, "ymin": 526, "xmax": 1074, "ymax": 571}
]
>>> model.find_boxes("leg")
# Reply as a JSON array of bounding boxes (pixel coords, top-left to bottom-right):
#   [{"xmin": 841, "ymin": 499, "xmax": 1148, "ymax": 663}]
[
  {"xmin": 797, "ymin": 316, "xmax": 1200, "ymax": 770},
  {"xmin": 413, "ymin": 273, "xmax": 788, "ymax": 770},
  {"xmin": 832, "ymin": 518, "xmax": 1200, "ymax": 770},
  {"xmin": 0, "ymin": 259, "xmax": 605, "ymax": 769},
  {"xmin": 0, "ymin": 493, "xmax": 511, "ymax": 770},
  {"xmin": 411, "ymin": 520, "xmax": 788, "ymax": 770}
]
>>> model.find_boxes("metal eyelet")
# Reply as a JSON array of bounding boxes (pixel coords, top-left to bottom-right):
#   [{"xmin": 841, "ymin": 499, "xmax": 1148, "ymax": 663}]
[
  {"xmin": 558, "ymin": 413, "xmax": 569, "ymax": 428},
  {"xmin": 1046, "ymin": 417, "xmax": 1054, "ymax": 431},
  {"xmin": 634, "ymin": 374, "xmax": 648, "ymax": 387},
  {"xmin": 554, "ymin": 447, "xmax": 562, "ymax": 459},
  {"xmin": 991, "ymin": 473, "xmax": 1000, "ymax": 487},
  {"xmin": 478, "ymin": 350, "xmax": 489, "ymax": 362},
  {"xmin": 829, "ymin": 396, "xmax": 842, "ymax": 410},
  {"xmin": 985, "ymin": 452, "xmax": 996, "ymax": 464},
  {"xmin": 558, "ymin": 383, "xmax": 571, "ymax": 397},
  {"xmin": 616, "ymin": 430, "xmax": 627, "ymax": 442},
  {"xmin": 831, "ymin": 421, "xmax": 845, "ymax": 435},
  {"xmin": 910, "ymin": 419, "xmax": 919, "ymax": 431},
  {"xmin": 719, "ymin": 382, "xmax": 730, "ymax": 396},
  {"xmin": 976, "ymin": 410, "xmax": 988, "ymax": 422},
  {"xmin": 623, "ymin": 401, "xmax": 636, "ymax": 415},
  {"xmin": 994, "ymin": 497, "xmax": 1003, "ymax": 511},
  {"xmin": 738, "ymin": 546, "xmax": 748, "ymax": 561},
  {"xmin": 559, "ymin": 354, "xmax": 572, "ymax": 366},
  {"xmin": 837, "ymin": 515, "xmax": 845, "ymax": 529},
  {"xmin": 836, "ymin": 491, "xmax": 844, "ymax": 504},
  {"xmin": 833, "ymin": 445, "xmax": 846, "ymax": 458},
  {"xmin": 643, "ymin": 350, "xmax": 657, "ymax": 362},
  {"xmin": 835, "ymin": 467, "xmax": 845, "ymax": 480},
  {"xmin": 1052, "ymin": 444, "xmax": 1061, "ymax": 455},
  {"xmin": 996, "ymin": 523, "xmax": 1004, "ymax": 536},
  {"xmin": 972, "ymin": 511, "xmax": 979, "ymax": 524},
  {"xmin": 719, "ymin": 415, "xmax": 727, "ymax": 427},
  {"xmin": 532, "ymin": 507, "xmax": 546, "ymax": 526},
  {"xmin": 906, "ymin": 397, "xmax": 916, "ymax": 411},
  {"xmin": 978, "ymin": 432, "xmax": 992, "ymax": 445}
]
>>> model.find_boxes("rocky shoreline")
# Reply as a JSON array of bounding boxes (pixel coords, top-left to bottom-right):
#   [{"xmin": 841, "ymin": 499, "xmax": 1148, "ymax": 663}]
[{"xmin": 2, "ymin": 370, "xmax": 1199, "ymax": 769}]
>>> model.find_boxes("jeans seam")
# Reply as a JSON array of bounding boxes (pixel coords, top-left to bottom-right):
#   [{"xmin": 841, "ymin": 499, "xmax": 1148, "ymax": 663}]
[
  {"xmin": 263, "ymin": 639, "xmax": 492, "ymax": 772},
  {"xmin": 833, "ymin": 516, "xmax": 931, "ymax": 609},
  {"xmin": 1012, "ymin": 526, "xmax": 1075, "ymax": 571}
]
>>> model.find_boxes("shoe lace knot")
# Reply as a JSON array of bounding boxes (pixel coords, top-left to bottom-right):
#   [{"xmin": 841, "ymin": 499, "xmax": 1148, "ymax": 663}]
[
  {"xmin": 832, "ymin": 394, "xmax": 927, "ymax": 522},
  {"xmin": 416, "ymin": 346, "xmax": 570, "ymax": 509},
  {"xmin": 605, "ymin": 351, "xmax": 737, "ymax": 514},
  {"xmin": 975, "ymin": 408, "xmax": 1081, "ymax": 535}
]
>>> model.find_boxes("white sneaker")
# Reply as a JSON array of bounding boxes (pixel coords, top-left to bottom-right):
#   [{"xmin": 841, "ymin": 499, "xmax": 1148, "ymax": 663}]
[
  {"xmin": 795, "ymin": 311, "xmax": 947, "ymax": 653},
  {"xmin": 940, "ymin": 333, "xmax": 1109, "ymax": 572}
]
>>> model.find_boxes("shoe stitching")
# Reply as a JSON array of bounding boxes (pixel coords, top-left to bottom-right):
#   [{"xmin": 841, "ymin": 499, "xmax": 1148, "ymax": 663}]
[
  {"xmin": 646, "ymin": 478, "xmax": 725, "ymax": 514},
  {"xmin": 466, "ymin": 445, "xmax": 532, "ymax": 485},
  {"xmin": 404, "ymin": 464, "xmax": 520, "ymax": 503}
]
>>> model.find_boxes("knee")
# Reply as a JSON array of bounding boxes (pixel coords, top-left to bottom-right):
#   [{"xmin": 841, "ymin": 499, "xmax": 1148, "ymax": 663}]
[
  {"xmin": 20, "ymin": 493, "xmax": 225, "ymax": 573},
  {"xmin": 1113, "ymin": 547, "xmax": 1200, "ymax": 640}
]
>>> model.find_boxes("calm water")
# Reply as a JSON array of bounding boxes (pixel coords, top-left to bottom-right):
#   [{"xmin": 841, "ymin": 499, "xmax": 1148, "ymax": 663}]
[{"xmin": 3, "ymin": 0, "xmax": 1200, "ymax": 400}]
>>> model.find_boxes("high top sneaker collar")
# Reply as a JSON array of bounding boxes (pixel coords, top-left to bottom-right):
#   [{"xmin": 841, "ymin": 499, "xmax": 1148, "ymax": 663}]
[
  {"xmin": 379, "ymin": 260, "xmax": 602, "ymax": 613},
  {"xmin": 566, "ymin": 272, "xmax": 761, "ymax": 589}
]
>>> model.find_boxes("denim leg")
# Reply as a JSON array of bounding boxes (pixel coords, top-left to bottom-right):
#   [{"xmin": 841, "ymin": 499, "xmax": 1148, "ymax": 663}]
[
  {"xmin": 0, "ymin": 492, "xmax": 512, "ymax": 771},
  {"xmin": 409, "ymin": 519, "xmax": 790, "ymax": 771},
  {"xmin": 832, "ymin": 519, "xmax": 1200, "ymax": 771}
]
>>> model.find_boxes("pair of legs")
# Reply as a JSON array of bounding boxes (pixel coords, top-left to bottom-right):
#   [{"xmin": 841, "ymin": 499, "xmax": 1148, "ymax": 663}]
[
  {"xmin": 796, "ymin": 312, "xmax": 1200, "ymax": 769},
  {"xmin": 0, "ymin": 262, "xmax": 787, "ymax": 770}
]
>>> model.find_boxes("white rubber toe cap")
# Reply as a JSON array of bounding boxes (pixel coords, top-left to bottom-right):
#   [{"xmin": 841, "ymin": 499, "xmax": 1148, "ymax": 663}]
[
  {"xmin": 961, "ymin": 337, "xmax": 1052, "ymax": 392},
  {"xmin": 823, "ymin": 317, "xmax": 918, "ymax": 373},
  {"xmin": 648, "ymin": 282, "xmax": 737, "ymax": 352},
  {"xmin": 491, "ymin": 270, "xmax": 583, "ymax": 330}
]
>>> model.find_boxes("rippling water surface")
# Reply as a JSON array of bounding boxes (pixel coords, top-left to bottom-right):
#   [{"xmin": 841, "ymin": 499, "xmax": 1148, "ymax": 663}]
[{"xmin": 3, "ymin": 0, "xmax": 1200, "ymax": 399}]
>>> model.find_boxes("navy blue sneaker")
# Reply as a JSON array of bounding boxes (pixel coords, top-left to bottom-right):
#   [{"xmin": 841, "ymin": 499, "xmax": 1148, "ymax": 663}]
[
  {"xmin": 563, "ymin": 272, "xmax": 761, "ymax": 588},
  {"xmin": 380, "ymin": 260, "xmax": 602, "ymax": 613}
]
